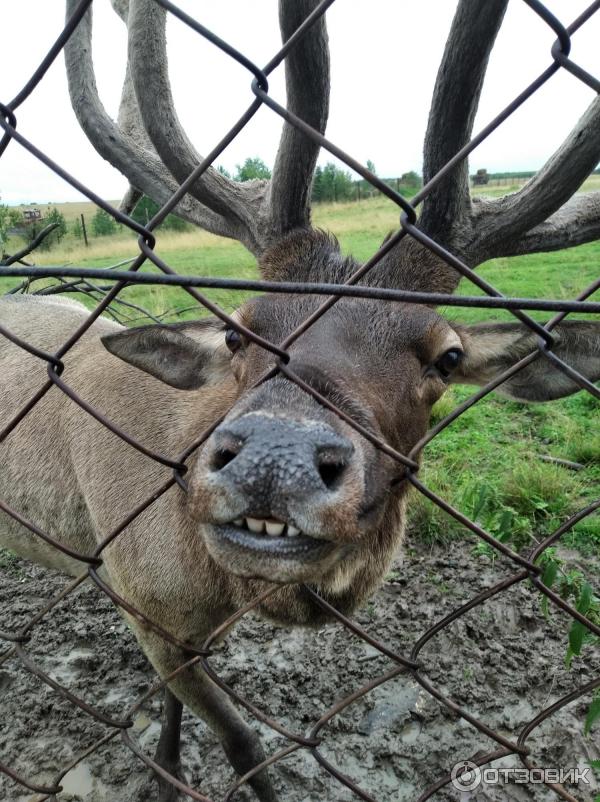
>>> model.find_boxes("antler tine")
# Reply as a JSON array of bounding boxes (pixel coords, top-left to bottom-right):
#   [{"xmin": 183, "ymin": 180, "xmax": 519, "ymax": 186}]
[
  {"xmin": 64, "ymin": 0, "xmax": 238, "ymax": 242},
  {"xmin": 374, "ymin": 0, "xmax": 510, "ymax": 294},
  {"xmin": 471, "ymin": 96, "xmax": 600, "ymax": 260},
  {"xmin": 268, "ymin": 0, "xmax": 331, "ymax": 242},
  {"xmin": 419, "ymin": 0, "xmax": 509, "ymax": 245},
  {"xmin": 126, "ymin": 0, "xmax": 266, "ymax": 251}
]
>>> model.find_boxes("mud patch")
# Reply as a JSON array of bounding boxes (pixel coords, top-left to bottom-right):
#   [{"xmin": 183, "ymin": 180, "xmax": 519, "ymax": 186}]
[{"xmin": 0, "ymin": 540, "xmax": 598, "ymax": 802}]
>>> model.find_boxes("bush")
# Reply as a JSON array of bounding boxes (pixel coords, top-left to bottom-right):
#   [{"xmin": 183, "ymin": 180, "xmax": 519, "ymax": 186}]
[
  {"xmin": 14, "ymin": 207, "xmax": 68, "ymax": 252},
  {"xmin": 41, "ymin": 207, "xmax": 67, "ymax": 249},
  {"xmin": 92, "ymin": 208, "xmax": 118, "ymax": 237},
  {"xmin": 131, "ymin": 196, "xmax": 192, "ymax": 232},
  {"xmin": 0, "ymin": 200, "xmax": 21, "ymax": 251}
]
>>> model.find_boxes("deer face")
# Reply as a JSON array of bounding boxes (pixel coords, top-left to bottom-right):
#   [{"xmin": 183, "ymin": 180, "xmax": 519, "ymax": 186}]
[
  {"xmin": 188, "ymin": 296, "xmax": 462, "ymax": 587},
  {"xmin": 102, "ymin": 232, "xmax": 600, "ymax": 594}
]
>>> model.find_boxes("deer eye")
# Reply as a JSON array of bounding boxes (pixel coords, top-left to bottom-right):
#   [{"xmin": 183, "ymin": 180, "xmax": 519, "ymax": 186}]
[
  {"xmin": 435, "ymin": 348, "xmax": 463, "ymax": 378},
  {"xmin": 225, "ymin": 328, "xmax": 242, "ymax": 354}
]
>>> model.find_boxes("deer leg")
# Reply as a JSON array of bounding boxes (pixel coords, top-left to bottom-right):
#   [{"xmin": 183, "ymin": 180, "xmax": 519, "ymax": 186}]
[
  {"xmin": 219, "ymin": 720, "xmax": 277, "ymax": 802},
  {"xmin": 171, "ymin": 667, "xmax": 278, "ymax": 802},
  {"xmin": 154, "ymin": 687, "xmax": 186, "ymax": 802},
  {"xmin": 136, "ymin": 634, "xmax": 278, "ymax": 802}
]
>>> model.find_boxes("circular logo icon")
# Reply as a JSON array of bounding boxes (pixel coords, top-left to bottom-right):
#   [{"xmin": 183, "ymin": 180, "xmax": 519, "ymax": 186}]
[{"xmin": 451, "ymin": 760, "xmax": 482, "ymax": 792}]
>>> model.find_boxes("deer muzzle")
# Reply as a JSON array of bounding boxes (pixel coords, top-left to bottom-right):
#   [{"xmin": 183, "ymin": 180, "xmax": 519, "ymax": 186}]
[{"xmin": 193, "ymin": 413, "xmax": 360, "ymax": 583}]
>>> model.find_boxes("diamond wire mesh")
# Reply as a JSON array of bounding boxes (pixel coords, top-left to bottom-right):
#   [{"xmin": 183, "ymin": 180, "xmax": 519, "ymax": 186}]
[{"xmin": 0, "ymin": 1, "xmax": 599, "ymax": 800}]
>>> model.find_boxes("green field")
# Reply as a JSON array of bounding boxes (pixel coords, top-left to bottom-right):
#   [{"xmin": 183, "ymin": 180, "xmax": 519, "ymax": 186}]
[
  {"xmin": 470, "ymin": 172, "xmax": 600, "ymax": 199},
  {"xmin": 2, "ymin": 195, "xmax": 599, "ymax": 569},
  {"xmin": 10, "ymin": 199, "xmax": 121, "ymax": 224}
]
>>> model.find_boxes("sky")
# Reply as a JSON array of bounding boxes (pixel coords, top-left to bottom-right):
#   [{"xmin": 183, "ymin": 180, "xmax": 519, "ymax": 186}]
[{"xmin": 0, "ymin": 0, "xmax": 599, "ymax": 205}]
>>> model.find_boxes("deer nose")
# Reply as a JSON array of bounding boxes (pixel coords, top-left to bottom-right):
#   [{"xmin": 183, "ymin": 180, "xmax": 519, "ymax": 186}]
[{"xmin": 209, "ymin": 414, "xmax": 354, "ymax": 500}]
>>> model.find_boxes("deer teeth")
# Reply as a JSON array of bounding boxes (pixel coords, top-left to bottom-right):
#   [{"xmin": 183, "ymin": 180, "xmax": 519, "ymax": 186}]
[
  {"xmin": 265, "ymin": 521, "xmax": 285, "ymax": 536},
  {"xmin": 231, "ymin": 517, "xmax": 303, "ymax": 537}
]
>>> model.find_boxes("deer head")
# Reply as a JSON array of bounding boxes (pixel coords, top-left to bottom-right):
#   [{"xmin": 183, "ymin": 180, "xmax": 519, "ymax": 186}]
[{"xmin": 101, "ymin": 229, "xmax": 600, "ymax": 598}]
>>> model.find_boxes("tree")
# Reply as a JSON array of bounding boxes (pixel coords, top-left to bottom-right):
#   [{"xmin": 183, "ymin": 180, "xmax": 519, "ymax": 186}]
[
  {"xmin": 37, "ymin": 207, "xmax": 68, "ymax": 249},
  {"xmin": 0, "ymin": 199, "xmax": 21, "ymax": 252},
  {"xmin": 131, "ymin": 195, "xmax": 191, "ymax": 231},
  {"xmin": 64, "ymin": 0, "xmax": 600, "ymax": 287},
  {"xmin": 46, "ymin": 207, "xmax": 67, "ymax": 239},
  {"xmin": 312, "ymin": 162, "xmax": 354, "ymax": 203},
  {"xmin": 92, "ymin": 208, "xmax": 118, "ymax": 237},
  {"xmin": 400, "ymin": 171, "xmax": 422, "ymax": 188},
  {"xmin": 331, "ymin": 164, "xmax": 354, "ymax": 201},
  {"xmin": 311, "ymin": 165, "xmax": 325, "ymax": 203},
  {"xmin": 234, "ymin": 157, "xmax": 271, "ymax": 182}
]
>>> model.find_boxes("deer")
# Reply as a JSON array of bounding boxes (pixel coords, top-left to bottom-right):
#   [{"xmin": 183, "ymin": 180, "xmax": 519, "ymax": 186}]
[
  {"xmin": 1, "ymin": 231, "xmax": 599, "ymax": 801},
  {"xmin": 1, "ymin": 0, "xmax": 600, "ymax": 800}
]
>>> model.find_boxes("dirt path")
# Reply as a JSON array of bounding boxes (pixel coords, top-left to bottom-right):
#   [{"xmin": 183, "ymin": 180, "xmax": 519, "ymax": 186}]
[{"xmin": 1, "ymin": 539, "xmax": 598, "ymax": 802}]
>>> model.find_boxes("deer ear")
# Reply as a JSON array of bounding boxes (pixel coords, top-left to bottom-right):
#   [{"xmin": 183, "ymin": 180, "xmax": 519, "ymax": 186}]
[
  {"xmin": 453, "ymin": 321, "xmax": 600, "ymax": 401},
  {"xmin": 101, "ymin": 318, "xmax": 231, "ymax": 390}
]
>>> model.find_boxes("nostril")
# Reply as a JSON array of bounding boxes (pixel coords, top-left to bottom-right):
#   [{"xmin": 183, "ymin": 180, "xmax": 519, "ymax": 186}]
[
  {"xmin": 210, "ymin": 429, "xmax": 245, "ymax": 472},
  {"xmin": 317, "ymin": 458, "xmax": 347, "ymax": 490},
  {"xmin": 212, "ymin": 448, "xmax": 238, "ymax": 471}
]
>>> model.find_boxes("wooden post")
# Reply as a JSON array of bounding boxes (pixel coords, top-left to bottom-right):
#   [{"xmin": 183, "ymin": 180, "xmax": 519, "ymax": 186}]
[
  {"xmin": 81, "ymin": 213, "xmax": 88, "ymax": 247},
  {"xmin": 357, "ymin": 183, "xmax": 361, "ymax": 202}
]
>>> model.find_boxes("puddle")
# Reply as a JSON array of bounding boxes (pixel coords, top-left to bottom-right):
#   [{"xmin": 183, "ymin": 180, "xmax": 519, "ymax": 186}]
[
  {"xmin": 42, "ymin": 648, "xmax": 97, "ymax": 686},
  {"xmin": 60, "ymin": 761, "xmax": 108, "ymax": 800},
  {"xmin": 139, "ymin": 720, "xmax": 162, "ymax": 748}
]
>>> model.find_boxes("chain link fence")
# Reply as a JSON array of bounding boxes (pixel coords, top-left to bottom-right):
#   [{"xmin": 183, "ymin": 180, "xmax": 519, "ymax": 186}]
[{"xmin": 0, "ymin": 1, "xmax": 599, "ymax": 800}]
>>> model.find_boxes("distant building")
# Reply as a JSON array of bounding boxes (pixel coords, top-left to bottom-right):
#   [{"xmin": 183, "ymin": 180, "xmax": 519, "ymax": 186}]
[
  {"xmin": 22, "ymin": 208, "xmax": 42, "ymax": 222},
  {"xmin": 472, "ymin": 169, "xmax": 489, "ymax": 186}
]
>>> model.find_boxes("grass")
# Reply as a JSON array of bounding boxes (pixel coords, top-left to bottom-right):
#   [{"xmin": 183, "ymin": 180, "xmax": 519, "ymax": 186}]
[
  {"xmin": 2, "ymin": 194, "xmax": 599, "ymax": 558},
  {"xmin": 409, "ymin": 387, "xmax": 599, "ymax": 555},
  {"xmin": 0, "ymin": 548, "xmax": 24, "ymax": 577}
]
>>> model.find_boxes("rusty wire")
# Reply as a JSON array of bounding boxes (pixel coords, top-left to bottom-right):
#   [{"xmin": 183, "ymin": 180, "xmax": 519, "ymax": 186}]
[{"xmin": 0, "ymin": 1, "xmax": 599, "ymax": 800}]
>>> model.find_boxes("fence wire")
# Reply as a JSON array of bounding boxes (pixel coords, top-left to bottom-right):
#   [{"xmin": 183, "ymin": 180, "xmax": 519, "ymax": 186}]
[{"xmin": 0, "ymin": 1, "xmax": 599, "ymax": 800}]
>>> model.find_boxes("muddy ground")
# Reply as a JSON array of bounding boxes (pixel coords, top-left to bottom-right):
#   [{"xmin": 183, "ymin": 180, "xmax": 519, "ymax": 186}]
[{"xmin": 0, "ymin": 538, "xmax": 598, "ymax": 802}]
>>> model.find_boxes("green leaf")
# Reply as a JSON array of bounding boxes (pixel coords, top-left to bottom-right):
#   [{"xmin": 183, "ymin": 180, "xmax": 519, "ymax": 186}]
[
  {"xmin": 497, "ymin": 510, "xmax": 513, "ymax": 542},
  {"xmin": 541, "ymin": 561, "xmax": 558, "ymax": 589},
  {"xmin": 568, "ymin": 620, "xmax": 586, "ymax": 657},
  {"xmin": 472, "ymin": 485, "xmax": 489, "ymax": 520},
  {"xmin": 589, "ymin": 758, "xmax": 600, "ymax": 770},
  {"xmin": 565, "ymin": 646, "xmax": 574, "ymax": 668},
  {"xmin": 576, "ymin": 582, "xmax": 593, "ymax": 615},
  {"xmin": 585, "ymin": 697, "xmax": 600, "ymax": 736}
]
